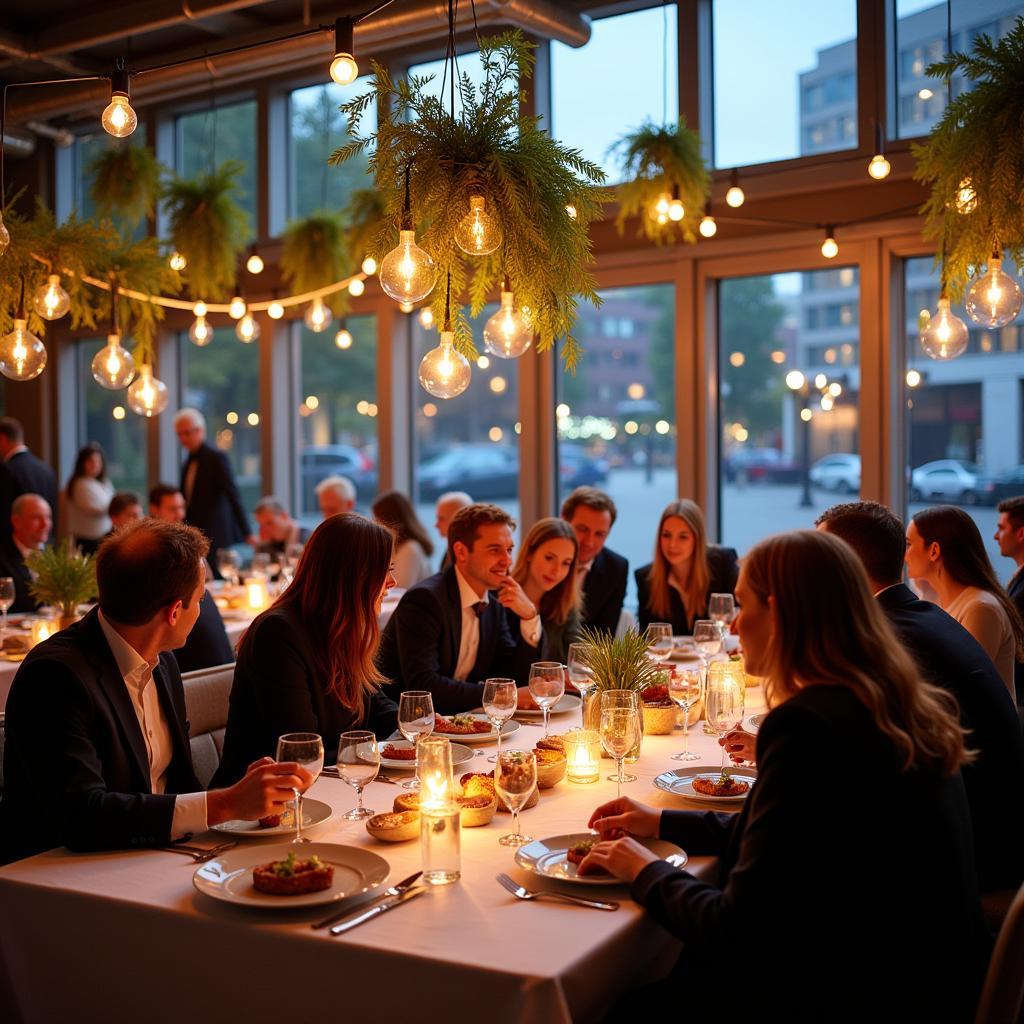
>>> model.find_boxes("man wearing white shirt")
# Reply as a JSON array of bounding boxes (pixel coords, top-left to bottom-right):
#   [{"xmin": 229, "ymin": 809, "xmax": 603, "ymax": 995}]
[{"xmin": 0, "ymin": 517, "xmax": 309, "ymax": 864}]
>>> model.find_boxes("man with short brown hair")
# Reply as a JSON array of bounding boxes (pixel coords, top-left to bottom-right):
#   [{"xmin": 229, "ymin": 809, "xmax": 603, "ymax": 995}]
[{"xmin": 996, "ymin": 496, "xmax": 1024, "ymax": 611}]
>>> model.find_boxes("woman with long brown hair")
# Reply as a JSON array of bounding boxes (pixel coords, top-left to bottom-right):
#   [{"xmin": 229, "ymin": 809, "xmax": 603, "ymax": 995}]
[
  {"xmin": 907, "ymin": 504, "xmax": 1024, "ymax": 696},
  {"xmin": 372, "ymin": 490, "xmax": 434, "ymax": 590},
  {"xmin": 64, "ymin": 442, "xmax": 114, "ymax": 554},
  {"xmin": 508, "ymin": 517, "xmax": 581, "ymax": 662},
  {"xmin": 634, "ymin": 499, "xmax": 738, "ymax": 634},
  {"xmin": 578, "ymin": 530, "xmax": 987, "ymax": 1020},
  {"xmin": 213, "ymin": 513, "xmax": 398, "ymax": 784}
]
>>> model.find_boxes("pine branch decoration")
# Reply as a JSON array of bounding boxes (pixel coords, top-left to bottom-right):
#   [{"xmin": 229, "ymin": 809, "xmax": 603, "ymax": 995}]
[
  {"xmin": 89, "ymin": 144, "xmax": 163, "ymax": 230},
  {"xmin": 343, "ymin": 187, "xmax": 388, "ymax": 271},
  {"xmin": 576, "ymin": 625, "xmax": 663, "ymax": 693},
  {"xmin": 281, "ymin": 211, "xmax": 350, "ymax": 316},
  {"xmin": 26, "ymin": 541, "xmax": 97, "ymax": 620}
]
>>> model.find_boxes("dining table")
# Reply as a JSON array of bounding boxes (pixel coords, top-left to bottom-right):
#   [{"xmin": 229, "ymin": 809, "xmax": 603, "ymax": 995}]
[{"xmin": 0, "ymin": 682, "xmax": 766, "ymax": 1024}]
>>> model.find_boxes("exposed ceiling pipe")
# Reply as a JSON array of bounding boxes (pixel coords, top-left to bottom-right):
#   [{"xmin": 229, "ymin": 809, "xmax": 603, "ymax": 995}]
[
  {"xmin": 0, "ymin": 129, "xmax": 35, "ymax": 158},
  {"xmin": 25, "ymin": 121, "xmax": 75, "ymax": 148},
  {"xmin": 0, "ymin": 26, "xmax": 91, "ymax": 76}
]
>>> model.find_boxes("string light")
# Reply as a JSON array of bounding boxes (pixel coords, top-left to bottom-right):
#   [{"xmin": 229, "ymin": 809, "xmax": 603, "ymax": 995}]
[
  {"xmin": 920, "ymin": 295, "xmax": 969, "ymax": 360},
  {"xmin": 33, "ymin": 274, "xmax": 70, "ymax": 320},
  {"xmin": 335, "ymin": 327, "xmax": 353, "ymax": 349},
  {"xmin": 101, "ymin": 67, "xmax": 137, "ymax": 138},
  {"xmin": 419, "ymin": 307, "xmax": 435, "ymax": 330},
  {"xmin": 189, "ymin": 315, "xmax": 212, "ymax": 346},
  {"xmin": 964, "ymin": 248, "xmax": 1023, "ymax": 328},
  {"xmin": 267, "ymin": 299, "xmax": 284, "ymax": 320},
  {"xmin": 348, "ymin": 277, "xmax": 365, "ymax": 297},
  {"xmin": 954, "ymin": 178, "xmax": 977, "ymax": 215},
  {"xmin": 126, "ymin": 363, "xmax": 168, "ymax": 417},
  {"xmin": 565, "ymin": 204, "xmax": 578, "ymax": 220},
  {"xmin": 304, "ymin": 296, "xmax": 332, "ymax": 333},
  {"xmin": 0, "ymin": 277, "xmax": 47, "ymax": 381},
  {"xmin": 725, "ymin": 169, "xmax": 745, "ymax": 208},
  {"xmin": 906, "ymin": 369, "xmax": 922, "ymax": 388},
  {"xmin": 651, "ymin": 194, "xmax": 671, "ymax": 221},
  {"xmin": 192, "ymin": 300, "xmax": 207, "ymax": 317},
  {"xmin": 483, "ymin": 277, "xmax": 532, "ymax": 359},
  {"xmin": 330, "ymin": 17, "xmax": 358, "ymax": 85},
  {"xmin": 236, "ymin": 312, "xmax": 260, "ymax": 343},
  {"xmin": 868, "ymin": 153, "xmax": 890, "ymax": 180},
  {"xmin": 667, "ymin": 187, "xmax": 684, "ymax": 222},
  {"xmin": 361, "ymin": 256, "xmax": 377, "ymax": 276},
  {"xmin": 91, "ymin": 333, "xmax": 136, "ymax": 388},
  {"xmin": 168, "ymin": 251, "xmax": 187, "ymax": 272},
  {"xmin": 228, "ymin": 294, "xmax": 246, "ymax": 319},
  {"xmin": 246, "ymin": 247, "xmax": 264, "ymax": 274},
  {"xmin": 455, "ymin": 195, "xmax": 502, "ymax": 256},
  {"xmin": 821, "ymin": 227, "xmax": 839, "ymax": 259}
]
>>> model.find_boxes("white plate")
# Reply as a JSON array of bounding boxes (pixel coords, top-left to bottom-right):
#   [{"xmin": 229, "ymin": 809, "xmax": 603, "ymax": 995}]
[
  {"xmin": 515, "ymin": 693, "xmax": 582, "ymax": 719},
  {"xmin": 193, "ymin": 842, "xmax": 389, "ymax": 909},
  {"xmin": 212, "ymin": 798, "xmax": 333, "ymax": 837},
  {"xmin": 654, "ymin": 764, "xmax": 757, "ymax": 804},
  {"xmin": 427, "ymin": 715, "xmax": 522, "ymax": 746},
  {"xmin": 515, "ymin": 833, "xmax": 687, "ymax": 886},
  {"xmin": 377, "ymin": 740, "xmax": 475, "ymax": 771},
  {"xmin": 745, "ymin": 713, "xmax": 766, "ymax": 733}
]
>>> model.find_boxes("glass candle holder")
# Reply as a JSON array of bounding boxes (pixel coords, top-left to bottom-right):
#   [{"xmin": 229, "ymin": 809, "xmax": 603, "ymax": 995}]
[
  {"xmin": 564, "ymin": 728, "xmax": 601, "ymax": 784},
  {"xmin": 420, "ymin": 803, "xmax": 461, "ymax": 885},
  {"xmin": 416, "ymin": 735, "xmax": 454, "ymax": 804},
  {"xmin": 244, "ymin": 575, "xmax": 269, "ymax": 612},
  {"xmin": 29, "ymin": 617, "xmax": 60, "ymax": 647}
]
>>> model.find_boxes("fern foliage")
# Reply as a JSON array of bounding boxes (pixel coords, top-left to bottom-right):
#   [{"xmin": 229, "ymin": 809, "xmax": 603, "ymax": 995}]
[
  {"xmin": 89, "ymin": 144, "xmax": 163, "ymax": 229},
  {"xmin": 576, "ymin": 625, "xmax": 663, "ymax": 693},
  {"xmin": 343, "ymin": 187, "xmax": 388, "ymax": 272},
  {"xmin": 26, "ymin": 541, "xmax": 97, "ymax": 619},
  {"xmin": 281, "ymin": 211, "xmax": 349, "ymax": 316}
]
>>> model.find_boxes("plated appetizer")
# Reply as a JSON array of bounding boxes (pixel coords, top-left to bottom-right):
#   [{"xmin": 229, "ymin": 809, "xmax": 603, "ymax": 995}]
[
  {"xmin": 691, "ymin": 770, "xmax": 750, "ymax": 798},
  {"xmin": 252, "ymin": 851, "xmax": 334, "ymax": 895},
  {"xmin": 434, "ymin": 714, "xmax": 492, "ymax": 735}
]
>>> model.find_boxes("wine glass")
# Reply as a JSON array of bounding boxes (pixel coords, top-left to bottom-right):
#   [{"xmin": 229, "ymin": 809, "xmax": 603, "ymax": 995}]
[
  {"xmin": 709, "ymin": 593, "xmax": 735, "ymax": 640},
  {"xmin": 693, "ymin": 620, "xmax": 722, "ymax": 662},
  {"xmin": 215, "ymin": 549, "xmax": 240, "ymax": 588},
  {"xmin": 528, "ymin": 661, "xmax": 565, "ymax": 737},
  {"xmin": 398, "ymin": 690, "xmax": 435, "ymax": 790},
  {"xmin": 566, "ymin": 641, "xmax": 596, "ymax": 727},
  {"xmin": 0, "ymin": 577, "xmax": 14, "ymax": 648},
  {"xmin": 482, "ymin": 678, "xmax": 517, "ymax": 764},
  {"xmin": 337, "ymin": 730, "xmax": 379, "ymax": 820},
  {"xmin": 705, "ymin": 664, "xmax": 745, "ymax": 773},
  {"xmin": 276, "ymin": 732, "xmax": 324, "ymax": 844},
  {"xmin": 645, "ymin": 622, "xmax": 674, "ymax": 662},
  {"xmin": 599, "ymin": 690, "xmax": 641, "ymax": 791},
  {"xmin": 668, "ymin": 667, "xmax": 703, "ymax": 761},
  {"xmin": 286, "ymin": 541, "xmax": 305, "ymax": 566},
  {"xmin": 494, "ymin": 750, "xmax": 537, "ymax": 847},
  {"xmin": 251, "ymin": 551, "xmax": 272, "ymax": 577}
]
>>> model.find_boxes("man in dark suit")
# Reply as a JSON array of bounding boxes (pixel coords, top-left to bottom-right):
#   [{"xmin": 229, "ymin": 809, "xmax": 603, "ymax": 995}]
[
  {"xmin": 0, "ymin": 493, "xmax": 53, "ymax": 613},
  {"xmin": 995, "ymin": 496, "xmax": 1024, "ymax": 705},
  {"xmin": 0, "ymin": 416, "xmax": 58, "ymax": 543},
  {"xmin": 561, "ymin": 487, "xmax": 628, "ymax": 636},
  {"xmin": 174, "ymin": 408, "xmax": 252, "ymax": 563},
  {"xmin": 817, "ymin": 500, "xmax": 1024, "ymax": 893},
  {"xmin": 0, "ymin": 517, "xmax": 309, "ymax": 864},
  {"xmin": 378, "ymin": 503, "xmax": 543, "ymax": 713}
]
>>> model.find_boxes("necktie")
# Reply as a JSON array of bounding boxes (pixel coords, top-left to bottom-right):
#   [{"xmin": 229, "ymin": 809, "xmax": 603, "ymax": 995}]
[{"xmin": 473, "ymin": 601, "xmax": 487, "ymax": 618}]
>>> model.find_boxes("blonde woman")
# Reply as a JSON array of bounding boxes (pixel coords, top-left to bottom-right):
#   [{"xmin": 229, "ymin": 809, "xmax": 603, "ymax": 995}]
[
  {"xmin": 508, "ymin": 517, "xmax": 581, "ymax": 663},
  {"xmin": 635, "ymin": 499, "xmax": 738, "ymax": 634},
  {"xmin": 580, "ymin": 530, "xmax": 987, "ymax": 1021}
]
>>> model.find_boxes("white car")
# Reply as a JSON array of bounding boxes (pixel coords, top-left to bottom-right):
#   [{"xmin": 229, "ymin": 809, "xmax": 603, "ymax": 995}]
[
  {"xmin": 809, "ymin": 453, "xmax": 861, "ymax": 493},
  {"xmin": 910, "ymin": 460, "xmax": 981, "ymax": 505}
]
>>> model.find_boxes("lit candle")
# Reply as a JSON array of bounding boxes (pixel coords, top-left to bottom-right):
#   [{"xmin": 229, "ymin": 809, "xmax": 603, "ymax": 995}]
[
  {"xmin": 417, "ymin": 737, "xmax": 460, "ymax": 884},
  {"xmin": 564, "ymin": 728, "xmax": 601, "ymax": 784},
  {"xmin": 29, "ymin": 618, "xmax": 59, "ymax": 647},
  {"xmin": 244, "ymin": 576, "xmax": 269, "ymax": 611}
]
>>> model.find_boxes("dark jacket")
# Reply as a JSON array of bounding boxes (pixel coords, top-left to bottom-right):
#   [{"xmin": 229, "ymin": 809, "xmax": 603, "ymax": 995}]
[
  {"xmin": 181, "ymin": 442, "xmax": 250, "ymax": 557},
  {"xmin": 579, "ymin": 546, "xmax": 628, "ymax": 636},
  {"xmin": 1008, "ymin": 568, "xmax": 1024, "ymax": 706},
  {"xmin": 0, "ymin": 608, "xmax": 202, "ymax": 863},
  {"xmin": 506, "ymin": 605, "xmax": 579, "ymax": 665},
  {"xmin": 171, "ymin": 590, "xmax": 234, "ymax": 674},
  {"xmin": 635, "ymin": 545, "xmax": 739, "ymax": 634},
  {"xmin": 631, "ymin": 685, "xmax": 988, "ymax": 1022},
  {"xmin": 377, "ymin": 567, "xmax": 540, "ymax": 713},
  {"xmin": 0, "ymin": 537, "xmax": 39, "ymax": 614},
  {"xmin": 0, "ymin": 448, "xmax": 59, "ymax": 543},
  {"xmin": 879, "ymin": 582, "xmax": 1024, "ymax": 892}
]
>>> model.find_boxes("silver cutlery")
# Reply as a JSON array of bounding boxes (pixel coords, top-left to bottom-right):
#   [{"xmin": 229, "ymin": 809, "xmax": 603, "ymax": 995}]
[
  {"xmin": 330, "ymin": 884, "xmax": 428, "ymax": 935},
  {"xmin": 495, "ymin": 872, "xmax": 619, "ymax": 911},
  {"xmin": 321, "ymin": 766, "xmax": 400, "ymax": 786},
  {"xmin": 311, "ymin": 870, "xmax": 423, "ymax": 930},
  {"xmin": 160, "ymin": 840, "xmax": 237, "ymax": 862}
]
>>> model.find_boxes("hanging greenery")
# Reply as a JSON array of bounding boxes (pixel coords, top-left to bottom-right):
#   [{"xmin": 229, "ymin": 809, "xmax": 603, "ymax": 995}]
[
  {"xmin": 88, "ymin": 144, "xmax": 163, "ymax": 230},
  {"xmin": 163, "ymin": 160, "xmax": 249, "ymax": 300},
  {"xmin": 913, "ymin": 18, "xmax": 1024, "ymax": 298},
  {"xmin": 281, "ymin": 211, "xmax": 349, "ymax": 315},
  {"xmin": 612, "ymin": 119, "xmax": 710, "ymax": 244},
  {"xmin": 331, "ymin": 31, "xmax": 608, "ymax": 367},
  {"xmin": 343, "ymin": 187, "xmax": 387, "ymax": 272}
]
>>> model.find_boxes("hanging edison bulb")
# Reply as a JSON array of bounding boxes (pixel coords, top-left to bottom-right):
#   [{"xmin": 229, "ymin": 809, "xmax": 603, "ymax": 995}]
[
  {"xmin": 33, "ymin": 274, "xmax": 71, "ymax": 320},
  {"xmin": 920, "ymin": 297, "xmax": 969, "ymax": 360},
  {"xmin": 0, "ymin": 318, "xmax": 47, "ymax": 381},
  {"xmin": 193, "ymin": 300, "xmax": 207, "ymax": 318},
  {"xmin": 101, "ymin": 93, "xmax": 137, "ymax": 138},
  {"xmin": 821, "ymin": 230, "xmax": 839, "ymax": 259},
  {"xmin": 650, "ymin": 193, "xmax": 671, "ymax": 221},
  {"xmin": 455, "ymin": 195, "xmax": 502, "ymax": 256},
  {"xmin": 419, "ymin": 330, "xmax": 471, "ymax": 399},
  {"xmin": 361, "ymin": 256, "xmax": 378, "ymax": 276},
  {"xmin": 379, "ymin": 230, "xmax": 436, "ymax": 303},
  {"xmin": 868, "ymin": 153, "xmax": 891, "ymax": 180},
  {"xmin": 699, "ymin": 215, "xmax": 718, "ymax": 238},
  {"xmin": 189, "ymin": 315, "xmax": 212, "ymax": 346},
  {"xmin": 954, "ymin": 178, "xmax": 977, "ymax": 215},
  {"xmin": 246, "ymin": 250, "xmax": 264, "ymax": 274},
  {"xmin": 335, "ymin": 327, "xmax": 353, "ymax": 349},
  {"xmin": 399, "ymin": 300, "xmax": 414, "ymax": 313},
  {"xmin": 964, "ymin": 251, "xmax": 1023, "ymax": 328},
  {"xmin": 91, "ymin": 333, "xmax": 136, "ymax": 389},
  {"xmin": 483, "ymin": 283, "xmax": 532, "ymax": 359},
  {"xmin": 725, "ymin": 170, "xmax": 745, "ymax": 208},
  {"xmin": 126, "ymin": 363, "xmax": 169, "ymax": 417},
  {"xmin": 304, "ymin": 296, "xmax": 332, "ymax": 333},
  {"xmin": 168, "ymin": 251, "xmax": 187, "ymax": 272},
  {"xmin": 0, "ymin": 211, "xmax": 10, "ymax": 255},
  {"xmin": 667, "ymin": 187, "xmax": 685, "ymax": 222},
  {"xmin": 419, "ymin": 307, "xmax": 435, "ymax": 330},
  {"xmin": 236, "ymin": 312, "xmax": 260, "ymax": 343}
]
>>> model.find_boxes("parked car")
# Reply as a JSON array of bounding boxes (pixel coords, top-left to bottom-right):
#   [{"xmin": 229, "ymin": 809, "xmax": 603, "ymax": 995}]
[
  {"xmin": 300, "ymin": 444, "xmax": 377, "ymax": 510},
  {"xmin": 909, "ymin": 459, "xmax": 981, "ymax": 505},
  {"xmin": 417, "ymin": 445, "xmax": 519, "ymax": 501},
  {"xmin": 723, "ymin": 447, "xmax": 801, "ymax": 485},
  {"xmin": 559, "ymin": 445, "xmax": 609, "ymax": 489},
  {"xmin": 809, "ymin": 453, "xmax": 861, "ymax": 493},
  {"xmin": 978, "ymin": 464, "xmax": 1024, "ymax": 505}
]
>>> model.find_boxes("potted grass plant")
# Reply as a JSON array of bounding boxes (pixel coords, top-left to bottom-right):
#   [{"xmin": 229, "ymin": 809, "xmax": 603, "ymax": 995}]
[{"xmin": 26, "ymin": 541, "xmax": 97, "ymax": 629}]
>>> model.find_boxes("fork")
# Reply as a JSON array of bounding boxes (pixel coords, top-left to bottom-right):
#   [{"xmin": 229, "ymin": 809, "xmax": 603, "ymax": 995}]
[
  {"xmin": 161, "ymin": 840, "xmax": 237, "ymax": 862},
  {"xmin": 495, "ymin": 872, "xmax": 619, "ymax": 911}
]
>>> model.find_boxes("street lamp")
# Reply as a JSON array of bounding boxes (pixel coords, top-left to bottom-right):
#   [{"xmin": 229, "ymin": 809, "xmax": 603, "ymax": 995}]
[{"xmin": 786, "ymin": 369, "xmax": 847, "ymax": 508}]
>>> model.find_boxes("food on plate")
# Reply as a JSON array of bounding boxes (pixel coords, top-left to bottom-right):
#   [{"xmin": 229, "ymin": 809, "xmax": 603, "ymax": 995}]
[
  {"xmin": 532, "ymin": 747, "xmax": 567, "ymax": 789},
  {"xmin": 566, "ymin": 838, "xmax": 598, "ymax": 865},
  {"xmin": 252, "ymin": 851, "xmax": 334, "ymax": 895},
  {"xmin": 535, "ymin": 734, "xmax": 567, "ymax": 755},
  {"xmin": 517, "ymin": 689, "xmax": 540, "ymax": 712},
  {"xmin": 2, "ymin": 633, "xmax": 30, "ymax": 655},
  {"xmin": 258, "ymin": 813, "xmax": 282, "ymax": 829},
  {"xmin": 692, "ymin": 771, "xmax": 750, "ymax": 798},
  {"xmin": 366, "ymin": 810, "xmax": 420, "ymax": 842},
  {"xmin": 460, "ymin": 770, "xmax": 539, "ymax": 812},
  {"xmin": 381, "ymin": 743, "xmax": 417, "ymax": 761},
  {"xmin": 392, "ymin": 791, "xmax": 497, "ymax": 827},
  {"xmin": 434, "ymin": 714, "xmax": 492, "ymax": 735}
]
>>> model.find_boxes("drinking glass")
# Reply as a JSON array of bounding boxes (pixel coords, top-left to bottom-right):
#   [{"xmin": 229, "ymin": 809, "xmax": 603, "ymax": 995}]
[
  {"xmin": 528, "ymin": 661, "xmax": 565, "ymax": 737},
  {"xmin": 705, "ymin": 663, "xmax": 746, "ymax": 773},
  {"xmin": 251, "ymin": 552, "xmax": 272, "ymax": 577},
  {"xmin": 337, "ymin": 730, "xmax": 379, "ymax": 820},
  {"xmin": 693, "ymin": 619, "xmax": 722, "ymax": 662},
  {"xmin": 566, "ymin": 641, "xmax": 596, "ymax": 728},
  {"xmin": 482, "ymin": 677, "xmax": 517, "ymax": 764},
  {"xmin": 599, "ymin": 690, "xmax": 641, "ymax": 790},
  {"xmin": 276, "ymin": 732, "xmax": 324, "ymax": 844},
  {"xmin": 286, "ymin": 542, "xmax": 305, "ymax": 566},
  {"xmin": 398, "ymin": 690, "xmax": 435, "ymax": 790},
  {"xmin": 215, "ymin": 549, "xmax": 240, "ymax": 588},
  {"xmin": 709, "ymin": 593, "xmax": 735, "ymax": 640},
  {"xmin": 0, "ymin": 577, "xmax": 14, "ymax": 647},
  {"xmin": 668, "ymin": 667, "xmax": 704, "ymax": 761},
  {"xmin": 494, "ymin": 750, "xmax": 537, "ymax": 847},
  {"xmin": 645, "ymin": 622, "xmax": 674, "ymax": 662}
]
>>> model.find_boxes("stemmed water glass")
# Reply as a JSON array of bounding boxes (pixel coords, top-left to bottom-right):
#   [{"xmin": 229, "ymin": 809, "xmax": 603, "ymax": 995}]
[
  {"xmin": 337, "ymin": 730, "xmax": 379, "ymax": 820},
  {"xmin": 215, "ymin": 549, "xmax": 240, "ymax": 588},
  {"xmin": 705, "ymin": 664, "xmax": 745, "ymax": 773},
  {"xmin": 599, "ymin": 689, "xmax": 641, "ymax": 793},
  {"xmin": 276, "ymin": 732, "xmax": 324, "ymax": 844},
  {"xmin": 0, "ymin": 577, "xmax": 14, "ymax": 648},
  {"xmin": 483, "ymin": 678, "xmax": 517, "ymax": 764},
  {"xmin": 494, "ymin": 750, "xmax": 537, "ymax": 847},
  {"xmin": 398, "ymin": 690, "xmax": 435, "ymax": 790},
  {"xmin": 251, "ymin": 551, "xmax": 272, "ymax": 577},
  {"xmin": 693, "ymin": 619, "xmax": 722, "ymax": 662},
  {"xmin": 566, "ymin": 642, "xmax": 596, "ymax": 727},
  {"xmin": 645, "ymin": 622, "xmax": 674, "ymax": 662},
  {"xmin": 528, "ymin": 661, "xmax": 565, "ymax": 737},
  {"xmin": 709, "ymin": 593, "xmax": 735, "ymax": 640},
  {"xmin": 669, "ymin": 667, "xmax": 704, "ymax": 761}
]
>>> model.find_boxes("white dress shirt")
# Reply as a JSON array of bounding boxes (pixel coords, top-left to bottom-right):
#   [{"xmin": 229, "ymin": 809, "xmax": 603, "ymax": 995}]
[{"xmin": 97, "ymin": 612, "xmax": 208, "ymax": 838}]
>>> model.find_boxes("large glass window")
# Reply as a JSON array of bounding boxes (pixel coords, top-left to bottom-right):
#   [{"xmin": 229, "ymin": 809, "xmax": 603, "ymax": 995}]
[
  {"xmin": 713, "ymin": 0, "xmax": 857, "ymax": 166},
  {"xmin": 297, "ymin": 315, "xmax": 377, "ymax": 528},
  {"xmin": 70, "ymin": 131, "xmax": 149, "ymax": 236},
  {"xmin": 551, "ymin": 6, "xmax": 678, "ymax": 183},
  {"xmin": 408, "ymin": 51, "xmax": 486, "ymax": 106},
  {"xmin": 557, "ymin": 284, "xmax": 676, "ymax": 610},
  {"xmin": 179, "ymin": 328, "xmax": 261, "ymax": 511},
  {"xmin": 719, "ymin": 270, "xmax": 861, "ymax": 554}
]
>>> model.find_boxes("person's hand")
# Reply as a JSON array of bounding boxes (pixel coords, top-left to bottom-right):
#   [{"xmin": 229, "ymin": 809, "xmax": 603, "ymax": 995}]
[
  {"xmin": 587, "ymin": 796, "xmax": 662, "ymax": 840},
  {"xmin": 578, "ymin": 837, "xmax": 660, "ymax": 883},
  {"xmin": 495, "ymin": 576, "xmax": 537, "ymax": 620},
  {"xmin": 720, "ymin": 727, "xmax": 756, "ymax": 765},
  {"xmin": 207, "ymin": 760, "xmax": 313, "ymax": 824}
]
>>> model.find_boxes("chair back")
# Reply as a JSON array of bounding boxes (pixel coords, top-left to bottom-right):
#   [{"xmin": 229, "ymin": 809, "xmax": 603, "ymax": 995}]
[
  {"xmin": 976, "ymin": 880, "xmax": 1024, "ymax": 1023},
  {"xmin": 181, "ymin": 664, "xmax": 234, "ymax": 788}
]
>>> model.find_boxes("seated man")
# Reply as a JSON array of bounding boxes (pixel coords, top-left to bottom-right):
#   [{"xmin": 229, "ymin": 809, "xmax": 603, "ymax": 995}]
[
  {"xmin": 108, "ymin": 490, "xmax": 143, "ymax": 532},
  {"xmin": 0, "ymin": 518, "xmax": 309, "ymax": 864},
  {"xmin": 150, "ymin": 483, "xmax": 234, "ymax": 672},
  {"xmin": 252, "ymin": 496, "xmax": 308, "ymax": 561},
  {"xmin": 0, "ymin": 493, "xmax": 53, "ymax": 613},
  {"xmin": 316, "ymin": 475, "xmax": 356, "ymax": 519},
  {"xmin": 378, "ymin": 503, "xmax": 542, "ymax": 712},
  {"xmin": 817, "ymin": 500, "xmax": 1024, "ymax": 894},
  {"xmin": 435, "ymin": 490, "xmax": 472, "ymax": 571}
]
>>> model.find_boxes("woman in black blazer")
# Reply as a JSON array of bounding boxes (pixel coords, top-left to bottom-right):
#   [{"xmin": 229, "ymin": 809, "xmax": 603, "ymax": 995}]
[
  {"xmin": 635, "ymin": 499, "xmax": 738, "ymax": 634},
  {"xmin": 582, "ymin": 530, "xmax": 988, "ymax": 1021},
  {"xmin": 213, "ymin": 514, "xmax": 399, "ymax": 786}
]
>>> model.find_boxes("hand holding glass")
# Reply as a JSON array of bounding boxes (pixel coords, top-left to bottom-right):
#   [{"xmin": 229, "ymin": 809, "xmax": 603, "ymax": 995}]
[
  {"xmin": 337, "ymin": 730, "xmax": 379, "ymax": 820},
  {"xmin": 276, "ymin": 732, "xmax": 323, "ymax": 843}
]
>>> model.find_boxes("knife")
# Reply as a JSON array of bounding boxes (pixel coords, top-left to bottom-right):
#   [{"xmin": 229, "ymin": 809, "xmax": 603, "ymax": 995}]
[
  {"xmin": 311, "ymin": 871, "xmax": 422, "ymax": 930},
  {"xmin": 330, "ymin": 884, "xmax": 428, "ymax": 935}
]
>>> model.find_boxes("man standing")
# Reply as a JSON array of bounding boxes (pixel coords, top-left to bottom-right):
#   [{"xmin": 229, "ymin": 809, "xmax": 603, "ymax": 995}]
[
  {"xmin": 0, "ymin": 417, "xmax": 58, "ymax": 543},
  {"xmin": 435, "ymin": 491, "xmax": 472, "ymax": 571},
  {"xmin": 315, "ymin": 475, "xmax": 356, "ymax": 519},
  {"xmin": 995, "ymin": 496, "xmax": 1024, "ymax": 705},
  {"xmin": 0, "ymin": 517, "xmax": 310, "ymax": 863},
  {"xmin": 0, "ymin": 494, "xmax": 52, "ymax": 612},
  {"xmin": 175, "ymin": 408, "xmax": 251, "ymax": 561},
  {"xmin": 561, "ymin": 487, "xmax": 628, "ymax": 636}
]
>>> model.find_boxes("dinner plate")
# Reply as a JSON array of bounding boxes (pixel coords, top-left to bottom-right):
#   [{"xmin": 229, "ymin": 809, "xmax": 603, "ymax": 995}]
[
  {"xmin": 193, "ymin": 842, "xmax": 389, "ymax": 909},
  {"xmin": 514, "ymin": 833, "xmax": 687, "ymax": 886},
  {"xmin": 745, "ymin": 713, "xmax": 766, "ymax": 733},
  {"xmin": 211, "ymin": 798, "xmax": 333, "ymax": 837},
  {"xmin": 377, "ymin": 740, "xmax": 475, "ymax": 771},
  {"xmin": 427, "ymin": 715, "xmax": 522, "ymax": 745},
  {"xmin": 654, "ymin": 764, "xmax": 758, "ymax": 804},
  {"xmin": 514, "ymin": 693, "xmax": 582, "ymax": 719}
]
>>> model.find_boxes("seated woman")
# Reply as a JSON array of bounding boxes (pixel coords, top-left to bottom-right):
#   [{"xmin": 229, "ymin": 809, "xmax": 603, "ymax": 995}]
[
  {"xmin": 907, "ymin": 504, "xmax": 1024, "ymax": 697},
  {"xmin": 580, "ymin": 530, "xmax": 987, "ymax": 1021},
  {"xmin": 372, "ymin": 490, "xmax": 434, "ymax": 590},
  {"xmin": 213, "ymin": 514, "xmax": 399, "ymax": 786},
  {"xmin": 634, "ymin": 499, "xmax": 738, "ymax": 634},
  {"xmin": 507, "ymin": 517, "xmax": 581, "ymax": 663}
]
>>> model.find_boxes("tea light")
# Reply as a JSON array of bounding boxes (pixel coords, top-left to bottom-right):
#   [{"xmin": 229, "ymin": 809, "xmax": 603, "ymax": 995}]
[
  {"xmin": 244, "ymin": 575, "xmax": 269, "ymax": 612},
  {"xmin": 29, "ymin": 617, "xmax": 59, "ymax": 647},
  {"xmin": 564, "ymin": 728, "xmax": 601, "ymax": 784},
  {"xmin": 417, "ymin": 736, "xmax": 460, "ymax": 884}
]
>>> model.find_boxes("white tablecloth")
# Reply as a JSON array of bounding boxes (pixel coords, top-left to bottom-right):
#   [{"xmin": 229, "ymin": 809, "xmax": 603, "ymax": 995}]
[{"xmin": 0, "ymin": 693, "xmax": 765, "ymax": 1024}]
